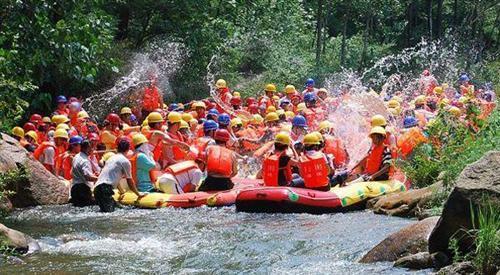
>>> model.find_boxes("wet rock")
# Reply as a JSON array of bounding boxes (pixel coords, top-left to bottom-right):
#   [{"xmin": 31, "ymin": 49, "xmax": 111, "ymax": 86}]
[
  {"xmin": 0, "ymin": 223, "xmax": 40, "ymax": 254},
  {"xmin": 437, "ymin": 261, "xmax": 477, "ymax": 275},
  {"xmin": 360, "ymin": 216, "xmax": 439, "ymax": 263},
  {"xmin": 428, "ymin": 151, "xmax": 500, "ymax": 256},
  {"xmin": 0, "ymin": 133, "xmax": 69, "ymax": 207},
  {"xmin": 5, "ymin": 256, "xmax": 26, "ymax": 265},
  {"xmin": 393, "ymin": 251, "xmax": 450, "ymax": 270},
  {"xmin": 367, "ymin": 181, "xmax": 443, "ymax": 218}
]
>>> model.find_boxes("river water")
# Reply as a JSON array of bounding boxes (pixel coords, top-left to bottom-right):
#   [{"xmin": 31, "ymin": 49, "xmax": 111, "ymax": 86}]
[{"xmin": 1, "ymin": 205, "xmax": 431, "ymax": 274}]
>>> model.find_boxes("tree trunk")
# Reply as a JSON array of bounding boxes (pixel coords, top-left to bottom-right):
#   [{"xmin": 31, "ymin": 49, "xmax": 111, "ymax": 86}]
[
  {"xmin": 436, "ymin": 0, "xmax": 443, "ymax": 39},
  {"xmin": 359, "ymin": 15, "xmax": 370, "ymax": 71},
  {"xmin": 315, "ymin": 0, "xmax": 324, "ymax": 68},
  {"xmin": 116, "ymin": 4, "xmax": 130, "ymax": 40},
  {"xmin": 340, "ymin": 15, "xmax": 347, "ymax": 66},
  {"xmin": 427, "ymin": 0, "xmax": 433, "ymax": 40},
  {"xmin": 453, "ymin": 0, "xmax": 458, "ymax": 28}
]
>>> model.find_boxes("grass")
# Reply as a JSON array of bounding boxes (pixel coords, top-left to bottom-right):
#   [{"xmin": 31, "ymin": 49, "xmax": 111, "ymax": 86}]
[
  {"xmin": 471, "ymin": 202, "xmax": 500, "ymax": 275},
  {"xmin": 0, "ymin": 166, "xmax": 22, "ymax": 218}
]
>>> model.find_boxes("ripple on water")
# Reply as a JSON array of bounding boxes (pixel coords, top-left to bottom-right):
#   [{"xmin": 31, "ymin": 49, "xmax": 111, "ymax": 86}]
[{"xmin": 2, "ymin": 205, "xmax": 429, "ymax": 274}]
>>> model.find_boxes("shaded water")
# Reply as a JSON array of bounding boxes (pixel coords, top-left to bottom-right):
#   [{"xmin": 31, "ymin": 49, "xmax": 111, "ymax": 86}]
[{"xmin": 1, "ymin": 206, "xmax": 430, "ymax": 274}]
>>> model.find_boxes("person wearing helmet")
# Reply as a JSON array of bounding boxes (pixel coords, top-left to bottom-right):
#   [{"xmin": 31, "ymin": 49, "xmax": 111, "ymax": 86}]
[
  {"xmin": 130, "ymin": 134, "xmax": 159, "ymax": 192},
  {"xmin": 206, "ymin": 108, "xmax": 219, "ymax": 121},
  {"xmin": 54, "ymin": 95, "xmax": 69, "ymax": 116},
  {"xmin": 11, "ymin": 126, "xmax": 27, "ymax": 146},
  {"xmin": 397, "ymin": 117, "xmax": 428, "ymax": 159},
  {"xmin": 100, "ymin": 113, "xmax": 122, "ymax": 150},
  {"xmin": 351, "ymin": 126, "xmax": 392, "ymax": 182},
  {"xmin": 94, "ymin": 138, "xmax": 145, "ymax": 212},
  {"xmin": 142, "ymin": 76, "xmax": 163, "ymax": 115},
  {"xmin": 157, "ymin": 159, "xmax": 204, "ymax": 195},
  {"xmin": 264, "ymin": 112, "xmax": 280, "ymax": 128},
  {"xmin": 30, "ymin": 114, "xmax": 43, "ymax": 126},
  {"xmin": 217, "ymin": 113, "xmax": 231, "ymax": 129},
  {"xmin": 198, "ymin": 129, "xmax": 238, "ymax": 191},
  {"xmin": 33, "ymin": 128, "xmax": 65, "ymax": 173},
  {"xmin": 259, "ymin": 132, "xmax": 296, "ymax": 186},
  {"xmin": 230, "ymin": 96, "xmax": 242, "ymax": 110},
  {"xmin": 59, "ymin": 135, "xmax": 83, "ymax": 180},
  {"xmin": 290, "ymin": 133, "xmax": 331, "ymax": 191},
  {"xmin": 120, "ymin": 107, "xmax": 133, "ymax": 127},
  {"xmin": 23, "ymin": 131, "xmax": 38, "ymax": 153},
  {"xmin": 71, "ymin": 139, "xmax": 99, "ymax": 207},
  {"xmin": 319, "ymin": 121, "xmax": 349, "ymax": 169},
  {"xmin": 458, "ymin": 73, "xmax": 474, "ymax": 97},
  {"xmin": 245, "ymin": 103, "xmax": 258, "ymax": 114},
  {"xmin": 164, "ymin": 112, "xmax": 189, "ymax": 164},
  {"xmin": 283, "ymin": 84, "xmax": 298, "ymax": 100},
  {"xmin": 302, "ymin": 78, "xmax": 317, "ymax": 96},
  {"xmin": 291, "ymin": 115, "xmax": 308, "ymax": 143},
  {"xmin": 68, "ymin": 101, "xmax": 82, "ymax": 125},
  {"xmin": 414, "ymin": 95, "xmax": 434, "ymax": 127},
  {"xmin": 418, "ymin": 70, "xmax": 437, "ymax": 95},
  {"xmin": 192, "ymin": 120, "xmax": 218, "ymax": 157},
  {"xmin": 259, "ymin": 84, "xmax": 277, "ymax": 108},
  {"xmin": 191, "ymin": 101, "xmax": 207, "ymax": 120}
]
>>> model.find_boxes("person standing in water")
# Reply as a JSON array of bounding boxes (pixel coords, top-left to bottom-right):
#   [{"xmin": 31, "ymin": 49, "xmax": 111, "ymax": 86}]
[{"xmin": 71, "ymin": 140, "xmax": 98, "ymax": 207}]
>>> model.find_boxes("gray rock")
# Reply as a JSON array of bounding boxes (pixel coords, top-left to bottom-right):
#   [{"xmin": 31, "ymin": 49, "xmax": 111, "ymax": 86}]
[
  {"xmin": 437, "ymin": 261, "xmax": 477, "ymax": 275},
  {"xmin": 0, "ymin": 223, "xmax": 40, "ymax": 255},
  {"xmin": 394, "ymin": 252, "xmax": 433, "ymax": 269},
  {"xmin": 428, "ymin": 151, "xmax": 500, "ymax": 256}
]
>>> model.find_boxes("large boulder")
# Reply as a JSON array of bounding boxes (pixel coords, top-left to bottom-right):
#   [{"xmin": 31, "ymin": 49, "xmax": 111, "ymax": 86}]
[
  {"xmin": 0, "ymin": 223, "xmax": 40, "ymax": 254},
  {"xmin": 428, "ymin": 151, "xmax": 500, "ymax": 256},
  {"xmin": 360, "ymin": 216, "xmax": 439, "ymax": 263},
  {"xmin": 0, "ymin": 133, "xmax": 69, "ymax": 207}
]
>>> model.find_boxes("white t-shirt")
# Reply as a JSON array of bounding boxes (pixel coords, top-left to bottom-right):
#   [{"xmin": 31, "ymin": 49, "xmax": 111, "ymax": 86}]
[
  {"xmin": 95, "ymin": 153, "xmax": 132, "ymax": 188},
  {"xmin": 175, "ymin": 168, "xmax": 203, "ymax": 192},
  {"xmin": 72, "ymin": 152, "xmax": 94, "ymax": 188},
  {"xmin": 39, "ymin": 146, "xmax": 55, "ymax": 166}
]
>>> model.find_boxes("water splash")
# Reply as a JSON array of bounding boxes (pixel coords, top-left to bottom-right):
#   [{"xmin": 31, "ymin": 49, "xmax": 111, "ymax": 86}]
[{"xmin": 83, "ymin": 38, "xmax": 186, "ymax": 120}]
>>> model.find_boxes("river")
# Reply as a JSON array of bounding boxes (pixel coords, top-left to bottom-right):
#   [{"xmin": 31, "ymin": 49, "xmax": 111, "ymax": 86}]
[{"xmin": 1, "ymin": 205, "xmax": 431, "ymax": 274}]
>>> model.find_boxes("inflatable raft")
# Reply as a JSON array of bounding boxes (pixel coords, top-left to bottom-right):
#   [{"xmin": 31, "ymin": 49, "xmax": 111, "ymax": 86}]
[
  {"xmin": 112, "ymin": 178, "xmax": 261, "ymax": 209},
  {"xmin": 235, "ymin": 179, "xmax": 406, "ymax": 214}
]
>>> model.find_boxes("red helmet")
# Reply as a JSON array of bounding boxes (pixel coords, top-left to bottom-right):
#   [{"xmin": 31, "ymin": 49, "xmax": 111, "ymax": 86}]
[
  {"xmin": 106, "ymin": 113, "xmax": 121, "ymax": 124},
  {"xmin": 248, "ymin": 104, "xmax": 259, "ymax": 114},
  {"xmin": 69, "ymin": 97, "xmax": 79, "ymax": 103},
  {"xmin": 422, "ymin": 69, "xmax": 430, "ymax": 76},
  {"xmin": 230, "ymin": 96, "xmax": 242, "ymax": 106},
  {"xmin": 246, "ymin": 97, "xmax": 256, "ymax": 106},
  {"xmin": 214, "ymin": 129, "xmax": 230, "ymax": 142},
  {"xmin": 23, "ymin": 122, "xmax": 37, "ymax": 132},
  {"xmin": 88, "ymin": 132, "xmax": 100, "ymax": 142},
  {"xmin": 30, "ymin": 114, "xmax": 43, "ymax": 124}
]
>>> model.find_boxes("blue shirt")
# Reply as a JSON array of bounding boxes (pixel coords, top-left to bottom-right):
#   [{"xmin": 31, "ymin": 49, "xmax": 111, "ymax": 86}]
[{"xmin": 136, "ymin": 153, "xmax": 156, "ymax": 192}]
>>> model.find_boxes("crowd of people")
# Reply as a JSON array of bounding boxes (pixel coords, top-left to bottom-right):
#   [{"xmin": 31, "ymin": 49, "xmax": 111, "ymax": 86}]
[{"xmin": 9, "ymin": 72, "xmax": 496, "ymax": 212}]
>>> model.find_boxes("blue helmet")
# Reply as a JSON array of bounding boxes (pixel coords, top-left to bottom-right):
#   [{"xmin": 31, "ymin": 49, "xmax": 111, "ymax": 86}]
[
  {"xmin": 208, "ymin": 108, "xmax": 219, "ymax": 116},
  {"xmin": 130, "ymin": 114, "xmax": 137, "ymax": 122},
  {"xmin": 56, "ymin": 95, "xmax": 67, "ymax": 103},
  {"xmin": 304, "ymin": 92, "xmax": 316, "ymax": 102},
  {"xmin": 458, "ymin": 73, "xmax": 470, "ymax": 83},
  {"xmin": 218, "ymin": 113, "xmax": 231, "ymax": 126},
  {"xmin": 292, "ymin": 115, "xmax": 307, "ymax": 128},
  {"xmin": 403, "ymin": 116, "xmax": 418, "ymax": 128},
  {"xmin": 168, "ymin": 103, "xmax": 178, "ymax": 111},
  {"xmin": 280, "ymin": 99, "xmax": 291, "ymax": 106},
  {"xmin": 203, "ymin": 120, "xmax": 219, "ymax": 131},
  {"xmin": 69, "ymin": 135, "xmax": 83, "ymax": 145},
  {"xmin": 305, "ymin": 78, "xmax": 315, "ymax": 87}
]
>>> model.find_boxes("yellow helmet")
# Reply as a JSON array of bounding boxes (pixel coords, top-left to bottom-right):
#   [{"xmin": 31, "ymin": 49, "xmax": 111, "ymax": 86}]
[
  {"xmin": 231, "ymin": 117, "xmax": 243, "ymax": 128},
  {"xmin": 297, "ymin": 103, "xmax": 307, "ymax": 112},
  {"xmin": 285, "ymin": 111, "xmax": 295, "ymax": 119},
  {"xmin": 318, "ymin": 120, "xmax": 332, "ymax": 132},
  {"xmin": 54, "ymin": 128, "xmax": 69, "ymax": 139},
  {"xmin": 56, "ymin": 123, "xmax": 70, "ymax": 131},
  {"xmin": 392, "ymin": 95, "xmax": 403, "ymax": 103},
  {"xmin": 458, "ymin": 96, "xmax": 469, "ymax": 104},
  {"xmin": 266, "ymin": 106, "xmax": 277, "ymax": 114},
  {"xmin": 251, "ymin": 114, "xmax": 264, "ymax": 125},
  {"xmin": 77, "ymin": 111, "xmax": 90, "ymax": 119},
  {"xmin": 180, "ymin": 120, "xmax": 189, "ymax": 129},
  {"xmin": 42, "ymin": 116, "xmax": 51, "ymax": 123},
  {"xmin": 265, "ymin": 112, "xmax": 279, "ymax": 122},
  {"xmin": 132, "ymin": 133, "xmax": 148, "ymax": 146},
  {"xmin": 370, "ymin": 115, "xmax": 387, "ymax": 127},
  {"xmin": 120, "ymin": 107, "xmax": 132, "ymax": 115},
  {"xmin": 449, "ymin": 106, "xmax": 461, "ymax": 117},
  {"xmin": 51, "ymin": 115, "xmax": 69, "ymax": 125},
  {"xmin": 433, "ymin": 86, "xmax": 443, "ymax": 95},
  {"xmin": 285, "ymin": 85, "xmax": 296, "ymax": 94},
  {"xmin": 388, "ymin": 107, "xmax": 400, "ymax": 116},
  {"xmin": 369, "ymin": 126, "xmax": 386, "ymax": 137},
  {"xmin": 216, "ymin": 79, "xmax": 227, "ymax": 89},
  {"xmin": 387, "ymin": 99, "xmax": 400, "ymax": 108},
  {"xmin": 275, "ymin": 132, "xmax": 291, "ymax": 145},
  {"xmin": 439, "ymin": 98, "xmax": 450, "ymax": 108},
  {"xmin": 276, "ymin": 109, "xmax": 285, "ymax": 116},
  {"xmin": 189, "ymin": 118, "xmax": 198, "ymax": 127},
  {"xmin": 100, "ymin": 152, "xmax": 115, "ymax": 165},
  {"xmin": 182, "ymin": 113, "xmax": 194, "ymax": 122},
  {"xmin": 192, "ymin": 101, "xmax": 206, "ymax": 109},
  {"xmin": 265, "ymin": 84, "xmax": 277, "ymax": 93},
  {"xmin": 142, "ymin": 119, "xmax": 149, "ymax": 127},
  {"xmin": 11, "ymin": 127, "xmax": 24, "ymax": 138},
  {"xmin": 415, "ymin": 95, "xmax": 426, "ymax": 105},
  {"xmin": 147, "ymin": 112, "xmax": 164, "ymax": 123},
  {"xmin": 167, "ymin": 112, "xmax": 182, "ymax": 123},
  {"xmin": 233, "ymin": 91, "xmax": 240, "ymax": 97},
  {"xmin": 303, "ymin": 133, "xmax": 321, "ymax": 145},
  {"xmin": 312, "ymin": 131, "xmax": 323, "ymax": 142},
  {"xmin": 25, "ymin": 130, "xmax": 38, "ymax": 141}
]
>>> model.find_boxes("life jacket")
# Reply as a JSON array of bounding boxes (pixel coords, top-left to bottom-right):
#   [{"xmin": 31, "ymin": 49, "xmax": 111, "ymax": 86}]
[
  {"xmin": 33, "ymin": 141, "xmax": 55, "ymax": 161},
  {"xmin": 263, "ymin": 151, "xmax": 292, "ymax": 186},
  {"xmin": 397, "ymin": 127, "xmax": 427, "ymax": 158},
  {"xmin": 168, "ymin": 131, "xmax": 187, "ymax": 161},
  {"xmin": 365, "ymin": 144, "xmax": 386, "ymax": 175},
  {"xmin": 54, "ymin": 108, "xmax": 69, "ymax": 116},
  {"xmin": 54, "ymin": 145, "xmax": 67, "ymax": 175},
  {"xmin": 101, "ymin": 129, "xmax": 120, "ymax": 150},
  {"xmin": 414, "ymin": 110, "xmax": 427, "ymax": 128},
  {"xmin": 236, "ymin": 128, "xmax": 260, "ymax": 152},
  {"xmin": 37, "ymin": 132, "xmax": 47, "ymax": 144},
  {"xmin": 61, "ymin": 152, "xmax": 75, "ymax": 180},
  {"xmin": 193, "ymin": 137, "xmax": 212, "ymax": 155},
  {"xmin": 165, "ymin": 160, "xmax": 199, "ymax": 193},
  {"xmin": 129, "ymin": 153, "xmax": 159, "ymax": 184},
  {"xmin": 299, "ymin": 153, "xmax": 329, "ymax": 189},
  {"xmin": 143, "ymin": 85, "xmax": 161, "ymax": 111},
  {"xmin": 145, "ymin": 130, "xmax": 163, "ymax": 162},
  {"xmin": 313, "ymin": 107, "xmax": 326, "ymax": 122},
  {"xmin": 206, "ymin": 146, "xmax": 233, "ymax": 178},
  {"xmin": 323, "ymin": 135, "xmax": 348, "ymax": 168},
  {"xmin": 303, "ymin": 109, "xmax": 316, "ymax": 129}
]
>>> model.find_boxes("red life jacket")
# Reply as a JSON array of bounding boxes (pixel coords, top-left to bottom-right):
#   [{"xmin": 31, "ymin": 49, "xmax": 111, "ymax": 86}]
[
  {"xmin": 168, "ymin": 131, "xmax": 187, "ymax": 161},
  {"xmin": 165, "ymin": 160, "xmax": 199, "ymax": 193},
  {"xmin": 263, "ymin": 151, "xmax": 292, "ymax": 186},
  {"xmin": 206, "ymin": 146, "xmax": 233, "ymax": 178},
  {"xmin": 299, "ymin": 153, "xmax": 329, "ymax": 189},
  {"xmin": 193, "ymin": 137, "xmax": 212, "ymax": 155},
  {"xmin": 145, "ymin": 130, "xmax": 163, "ymax": 162},
  {"xmin": 365, "ymin": 144, "xmax": 385, "ymax": 175},
  {"xmin": 323, "ymin": 135, "xmax": 348, "ymax": 167},
  {"xmin": 143, "ymin": 85, "xmax": 161, "ymax": 112},
  {"xmin": 397, "ymin": 128, "xmax": 427, "ymax": 158},
  {"xmin": 61, "ymin": 152, "xmax": 75, "ymax": 180}
]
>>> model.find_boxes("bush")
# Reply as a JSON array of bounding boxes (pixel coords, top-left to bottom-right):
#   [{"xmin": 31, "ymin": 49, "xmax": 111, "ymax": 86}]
[
  {"xmin": 471, "ymin": 203, "xmax": 500, "ymax": 274},
  {"xmin": 0, "ymin": 167, "xmax": 23, "ymax": 218}
]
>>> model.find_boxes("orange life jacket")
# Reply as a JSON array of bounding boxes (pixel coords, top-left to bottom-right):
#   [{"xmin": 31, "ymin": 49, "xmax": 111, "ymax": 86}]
[
  {"xmin": 193, "ymin": 137, "xmax": 212, "ymax": 155},
  {"xmin": 168, "ymin": 131, "xmax": 187, "ymax": 161},
  {"xmin": 165, "ymin": 160, "xmax": 199, "ymax": 193},
  {"xmin": 33, "ymin": 141, "xmax": 55, "ymax": 161},
  {"xmin": 143, "ymin": 85, "xmax": 161, "ymax": 111},
  {"xmin": 206, "ymin": 146, "xmax": 234, "ymax": 178},
  {"xmin": 145, "ymin": 130, "xmax": 163, "ymax": 162},
  {"xmin": 365, "ymin": 144, "xmax": 385, "ymax": 175},
  {"xmin": 263, "ymin": 151, "xmax": 292, "ymax": 186},
  {"xmin": 61, "ymin": 152, "xmax": 75, "ymax": 180},
  {"xmin": 129, "ymin": 153, "xmax": 159, "ymax": 184},
  {"xmin": 397, "ymin": 127, "xmax": 427, "ymax": 158},
  {"xmin": 299, "ymin": 153, "xmax": 329, "ymax": 189},
  {"xmin": 323, "ymin": 135, "xmax": 348, "ymax": 167}
]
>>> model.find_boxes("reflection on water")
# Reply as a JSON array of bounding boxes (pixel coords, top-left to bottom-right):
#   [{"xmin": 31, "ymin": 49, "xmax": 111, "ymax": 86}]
[{"xmin": 1, "ymin": 205, "xmax": 431, "ymax": 274}]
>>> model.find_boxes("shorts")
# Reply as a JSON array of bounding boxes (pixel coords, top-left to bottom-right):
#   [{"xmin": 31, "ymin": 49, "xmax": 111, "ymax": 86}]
[
  {"xmin": 70, "ymin": 183, "xmax": 95, "ymax": 207},
  {"xmin": 93, "ymin": 184, "xmax": 116, "ymax": 212},
  {"xmin": 197, "ymin": 176, "xmax": 234, "ymax": 191}
]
